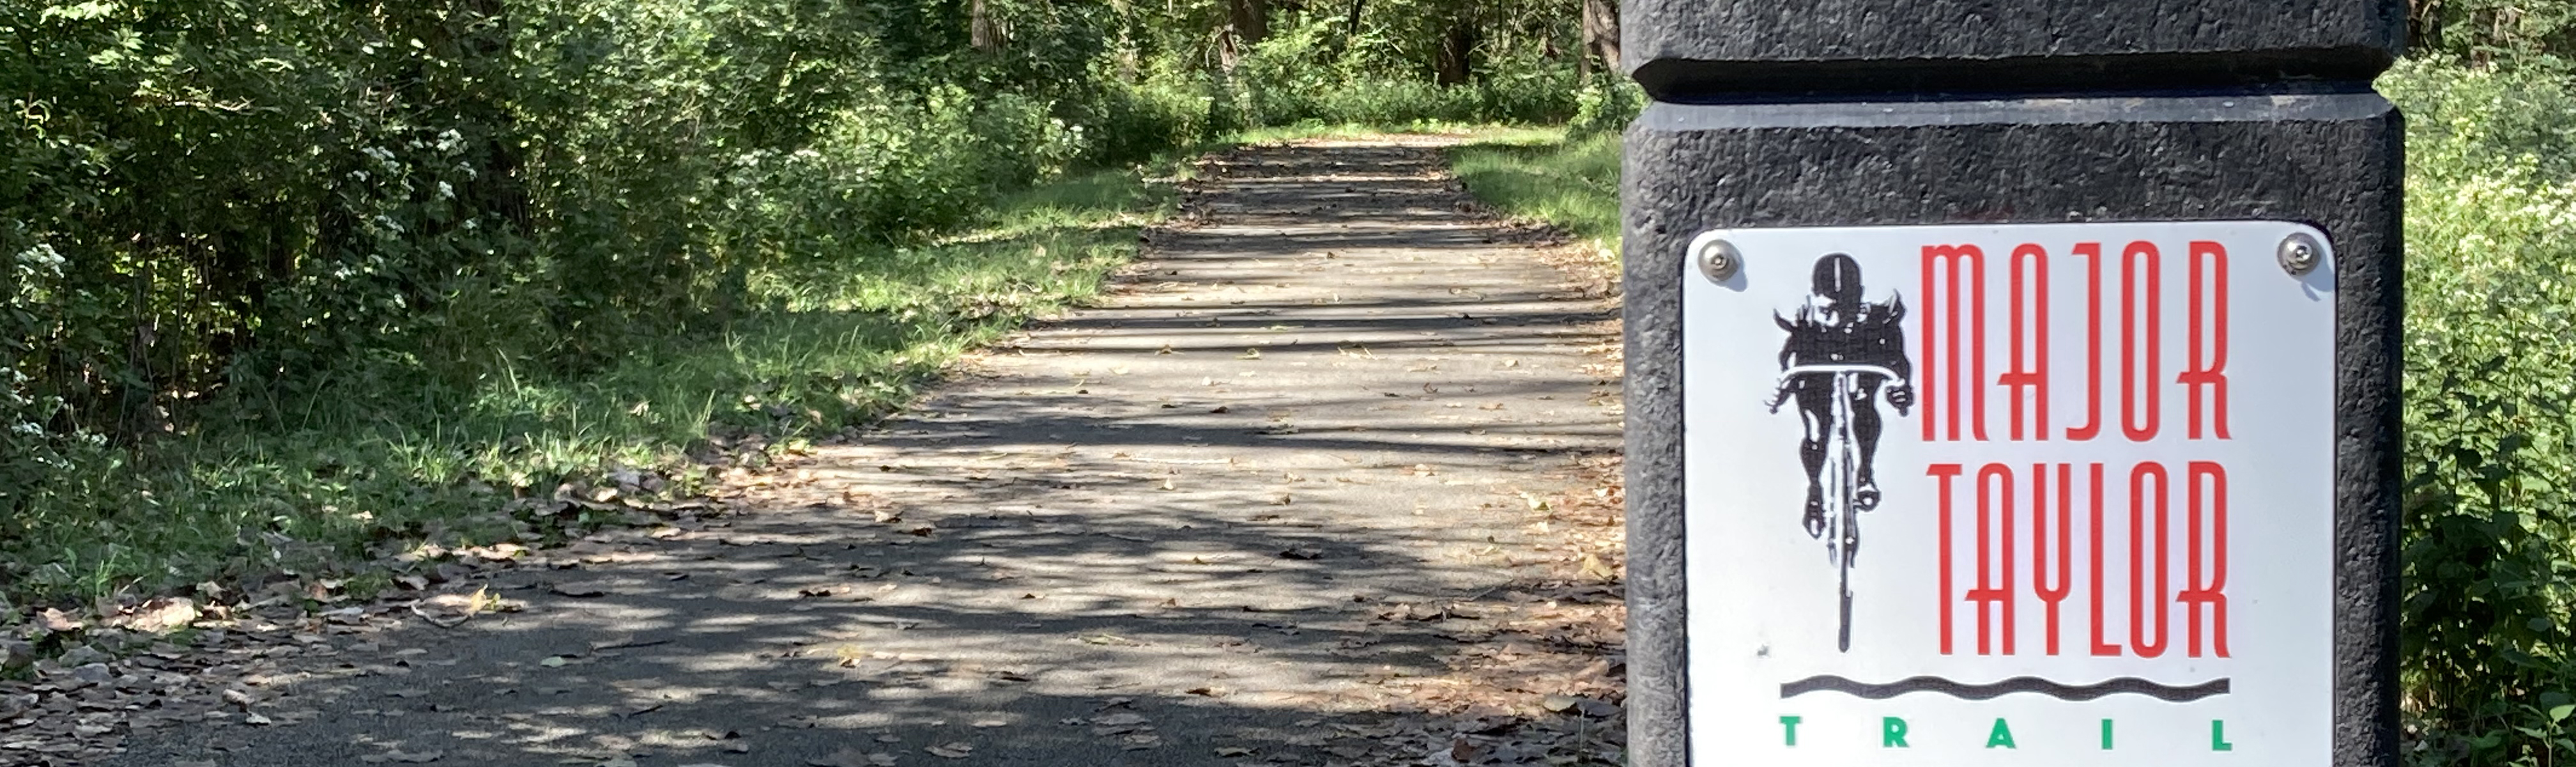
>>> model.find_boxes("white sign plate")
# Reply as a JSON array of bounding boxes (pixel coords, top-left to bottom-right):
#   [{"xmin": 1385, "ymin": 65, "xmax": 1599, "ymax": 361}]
[{"xmin": 1682, "ymin": 222, "xmax": 2334, "ymax": 766}]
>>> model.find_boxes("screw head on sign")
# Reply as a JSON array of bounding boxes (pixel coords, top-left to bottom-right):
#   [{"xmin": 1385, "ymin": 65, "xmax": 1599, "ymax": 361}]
[
  {"xmin": 2278, "ymin": 233, "xmax": 2323, "ymax": 276},
  {"xmin": 1694, "ymin": 235, "xmax": 1742, "ymax": 283}
]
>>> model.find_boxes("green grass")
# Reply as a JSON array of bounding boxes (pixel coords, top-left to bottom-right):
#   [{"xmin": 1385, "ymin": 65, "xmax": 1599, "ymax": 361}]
[
  {"xmin": 1449, "ymin": 127, "xmax": 1623, "ymax": 252},
  {"xmin": 0, "ymin": 161, "xmax": 1182, "ymax": 610}
]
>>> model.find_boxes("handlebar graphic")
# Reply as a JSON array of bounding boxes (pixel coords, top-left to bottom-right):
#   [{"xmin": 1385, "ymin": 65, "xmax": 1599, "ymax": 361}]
[{"xmin": 1767, "ymin": 364, "xmax": 1912, "ymax": 415}]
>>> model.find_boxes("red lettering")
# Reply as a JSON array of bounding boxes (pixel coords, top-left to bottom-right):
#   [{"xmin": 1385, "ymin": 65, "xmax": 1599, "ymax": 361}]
[
  {"xmin": 2002, "ymin": 244, "xmax": 2049, "ymax": 441},
  {"xmin": 2032, "ymin": 463, "xmax": 2073, "ymax": 656},
  {"xmin": 2087, "ymin": 462, "xmax": 2120, "ymax": 656},
  {"xmin": 2181, "ymin": 241, "xmax": 2232, "ymax": 440},
  {"xmin": 1930, "ymin": 463, "xmax": 1965, "ymax": 655},
  {"xmin": 1968, "ymin": 464, "xmax": 2016, "ymax": 655},
  {"xmin": 2129, "ymin": 461, "xmax": 2172, "ymax": 658},
  {"xmin": 2181, "ymin": 461, "xmax": 2232, "ymax": 658},
  {"xmin": 2120, "ymin": 242, "xmax": 2162, "ymax": 442},
  {"xmin": 2066, "ymin": 243, "xmax": 2105, "ymax": 441},
  {"xmin": 1921, "ymin": 245, "xmax": 1988, "ymax": 442}
]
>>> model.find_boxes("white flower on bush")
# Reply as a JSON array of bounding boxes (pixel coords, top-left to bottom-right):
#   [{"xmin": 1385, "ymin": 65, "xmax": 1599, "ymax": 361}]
[{"xmin": 13, "ymin": 244, "xmax": 63, "ymax": 272}]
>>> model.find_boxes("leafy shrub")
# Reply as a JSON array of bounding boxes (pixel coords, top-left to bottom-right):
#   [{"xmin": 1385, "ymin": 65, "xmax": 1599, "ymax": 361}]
[
  {"xmin": 1222, "ymin": 17, "xmax": 1583, "ymax": 128},
  {"xmin": 1569, "ymin": 80, "xmax": 1645, "ymax": 137},
  {"xmin": 2383, "ymin": 58, "xmax": 2576, "ymax": 766}
]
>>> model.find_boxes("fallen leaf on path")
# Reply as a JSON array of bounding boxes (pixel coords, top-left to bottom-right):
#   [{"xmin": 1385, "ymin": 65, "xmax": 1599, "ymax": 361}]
[
  {"xmin": 926, "ymin": 742, "xmax": 974, "ymax": 758},
  {"xmin": 359, "ymin": 750, "xmax": 443, "ymax": 764},
  {"xmin": 808, "ymin": 748, "xmax": 888, "ymax": 767},
  {"xmin": 121, "ymin": 597, "xmax": 201, "ymax": 633},
  {"xmin": 1579, "ymin": 552, "xmax": 1616, "ymax": 580},
  {"xmin": 552, "ymin": 581, "xmax": 610, "ymax": 597},
  {"xmin": 413, "ymin": 588, "xmax": 493, "ymax": 628},
  {"xmin": 38, "ymin": 607, "xmax": 82, "ymax": 632},
  {"xmin": 1279, "ymin": 546, "xmax": 1323, "ymax": 560},
  {"xmin": 589, "ymin": 635, "xmax": 670, "ymax": 651},
  {"xmin": 1541, "ymin": 693, "xmax": 1620, "ymax": 718}
]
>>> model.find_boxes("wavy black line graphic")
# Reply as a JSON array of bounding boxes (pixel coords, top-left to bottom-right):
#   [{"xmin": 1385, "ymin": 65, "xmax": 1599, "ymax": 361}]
[{"xmin": 1779, "ymin": 676, "xmax": 2230, "ymax": 702}]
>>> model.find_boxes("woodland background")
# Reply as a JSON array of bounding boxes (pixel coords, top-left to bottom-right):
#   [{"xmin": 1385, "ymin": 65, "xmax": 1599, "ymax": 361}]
[{"xmin": 5, "ymin": 0, "xmax": 2576, "ymax": 763}]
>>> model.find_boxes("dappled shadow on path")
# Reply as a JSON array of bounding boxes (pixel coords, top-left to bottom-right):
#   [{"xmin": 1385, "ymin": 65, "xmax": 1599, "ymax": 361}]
[{"xmin": 102, "ymin": 139, "xmax": 1626, "ymax": 767}]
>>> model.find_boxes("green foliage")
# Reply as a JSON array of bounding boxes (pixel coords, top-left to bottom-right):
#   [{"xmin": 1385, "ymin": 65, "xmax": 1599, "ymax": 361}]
[
  {"xmin": 1114, "ymin": 1, "xmax": 1592, "ymax": 131},
  {"xmin": 1568, "ymin": 80, "xmax": 1644, "ymax": 137},
  {"xmin": 1223, "ymin": 17, "xmax": 1583, "ymax": 127},
  {"xmin": 0, "ymin": 0, "xmax": 1207, "ymax": 603},
  {"xmin": 2414, "ymin": 0, "xmax": 2576, "ymax": 62},
  {"xmin": 2383, "ymin": 58, "xmax": 2576, "ymax": 766}
]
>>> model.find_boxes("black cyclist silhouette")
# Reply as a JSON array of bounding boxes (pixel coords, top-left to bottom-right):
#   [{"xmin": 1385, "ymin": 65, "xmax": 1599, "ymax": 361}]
[{"xmin": 1765, "ymin": 252, "xmax": 1916, "ymax": 651}]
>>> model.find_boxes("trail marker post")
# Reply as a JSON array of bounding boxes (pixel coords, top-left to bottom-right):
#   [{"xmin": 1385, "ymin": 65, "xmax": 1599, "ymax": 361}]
[{"xmin": 1619, "ymin": 3, "xmax": 2403, "ymax": 766}]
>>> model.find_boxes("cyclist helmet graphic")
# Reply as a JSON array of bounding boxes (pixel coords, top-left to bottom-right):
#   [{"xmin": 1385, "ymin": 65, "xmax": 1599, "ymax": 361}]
[{"xmin": 1770, "ymin": 253, "xmax": 1917, "ymax": 539}]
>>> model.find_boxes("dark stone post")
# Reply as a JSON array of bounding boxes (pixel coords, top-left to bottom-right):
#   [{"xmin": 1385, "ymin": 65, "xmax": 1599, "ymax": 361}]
[{"xmin": 1620, "ymin": 3, "xmax": 2404, "ymax": 765}]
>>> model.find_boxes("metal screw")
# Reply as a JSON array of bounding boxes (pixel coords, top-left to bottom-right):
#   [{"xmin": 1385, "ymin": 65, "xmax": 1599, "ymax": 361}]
[
  {"xmin": 2278, "ymin": 233, "xmax": 2323, "ymax": 276},
  {"xmin": 1694, "ymin": 236, "xmax": 1741, "ymax": 283}
]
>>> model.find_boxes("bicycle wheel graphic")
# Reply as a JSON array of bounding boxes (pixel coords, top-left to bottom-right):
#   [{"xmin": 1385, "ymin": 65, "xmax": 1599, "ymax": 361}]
[{"xmin": 1828, "ymin": 372, "xmax": 1859, "ymax": 653}]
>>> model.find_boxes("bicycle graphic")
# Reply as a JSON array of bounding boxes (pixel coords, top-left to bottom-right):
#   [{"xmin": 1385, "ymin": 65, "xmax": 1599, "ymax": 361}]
[
  {"xmin": 1769, "ymin": 364, "xmax": 1910, "ymax": 652},
  {"xmin": 1765, "ymin": 252, "xmax": 1914, "ymax": 653}
]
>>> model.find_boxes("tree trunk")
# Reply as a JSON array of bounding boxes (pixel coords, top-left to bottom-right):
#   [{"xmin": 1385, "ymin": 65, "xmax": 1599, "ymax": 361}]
[
  {"xmin": 971, "ymin": 0, "xmax": 1000, "ymax": 51},
  {"xmin": 1582, "ymin": 0, "xmax": 1621, "ymax": 75},
  {"xmin": 1435, "ymin": 14, "xmax": 1480, "ymax": 86},
  {"xmin": 1230, "ymin": 0, "xmax": 1269, "ymax": 45},
  {"xmin": 1346, "ymin": 0, "xmax": 1365, "ymax": 38}
]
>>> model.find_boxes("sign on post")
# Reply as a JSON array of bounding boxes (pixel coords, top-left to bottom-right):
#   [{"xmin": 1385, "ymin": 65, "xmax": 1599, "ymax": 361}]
[
  {"xmin": 1616, "ymin": 3, "xmax": 2405, "ymax": 766},
  {"xmin": 1679, "ymin": 222, "xmax": 2334, "ymax": 763}
]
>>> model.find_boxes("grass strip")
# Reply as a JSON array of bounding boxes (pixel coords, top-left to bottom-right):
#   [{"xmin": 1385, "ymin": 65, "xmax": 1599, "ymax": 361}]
[{"xmin": 1449, "ymin": 127, "xmax": 1623, "ymax": 254}]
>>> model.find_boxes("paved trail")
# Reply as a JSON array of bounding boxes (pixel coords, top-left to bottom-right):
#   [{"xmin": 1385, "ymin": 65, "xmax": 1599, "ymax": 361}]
[{"xmin": 106, "ymin": 138, "xmax": 1623, "ymax": 766}]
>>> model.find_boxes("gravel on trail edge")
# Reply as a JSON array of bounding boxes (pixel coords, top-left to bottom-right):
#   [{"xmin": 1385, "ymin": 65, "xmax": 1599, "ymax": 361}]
[{"xmin": 34, "ymin": 136, "xmax": 1630, "ymax": 767}]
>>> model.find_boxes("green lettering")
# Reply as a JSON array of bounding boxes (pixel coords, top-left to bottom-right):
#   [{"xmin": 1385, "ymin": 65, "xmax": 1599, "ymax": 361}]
[
  {"xmin": 1986, "ymin": 718, "xmax": 2017, "ymax": 748},
  {"xmin": 2101, "ymin": 718, "xmax": 2115, "ymax": 750},
  {"xmin": 1780, "ymin": 715, "xmax": 1802, "ymax": 747},
  {"xmin": 2212, "ymin": 720, "xmax": 2234, "ymax": 752},
  {"xmin": 1882, "ymin": 717, "xmax": 1910, "ymax": 748}
]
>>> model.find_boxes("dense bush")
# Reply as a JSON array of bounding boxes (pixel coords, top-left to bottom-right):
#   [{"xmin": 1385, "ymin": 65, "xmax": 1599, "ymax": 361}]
[
  {"xmin": 1225, "ymin": 17, "xmax": 1583, "ymax": 127},
  {"xmin": 2380, "ymin": 58, "xmax": 2576, "ymax": 766},
  {"xmin": 0, "ymin": 0, "xmax": 1222, "ymax": 591}
]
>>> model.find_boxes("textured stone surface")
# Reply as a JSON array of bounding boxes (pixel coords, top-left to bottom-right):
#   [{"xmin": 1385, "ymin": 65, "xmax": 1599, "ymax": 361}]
[
  {"xmin": 1621, "ymin": 95, "xmax": 2402, "ymax": 766},
  {"xmin": 1623, "ymin": 0, "xmax": 2405, "ymax": 97}
]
